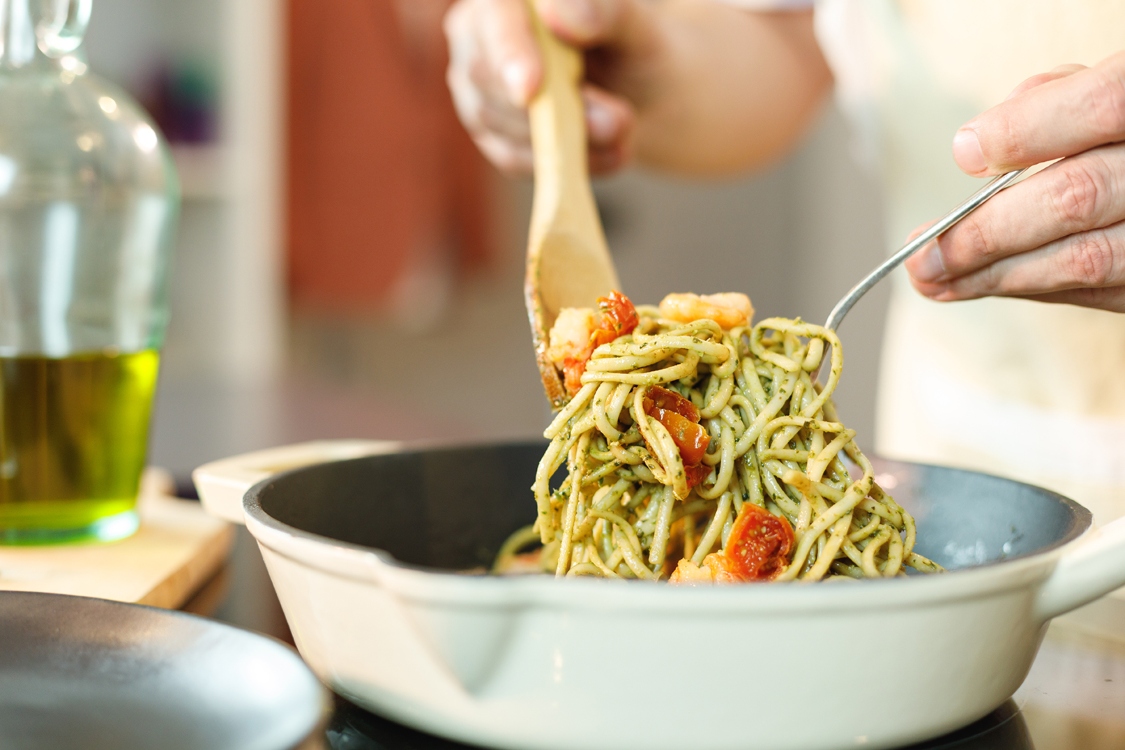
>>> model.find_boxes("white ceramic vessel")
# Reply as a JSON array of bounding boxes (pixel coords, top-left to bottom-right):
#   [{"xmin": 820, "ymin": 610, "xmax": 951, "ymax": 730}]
[{"xmin": 195, "ymin": 441, "xmax": 1125, "ymax": 750}]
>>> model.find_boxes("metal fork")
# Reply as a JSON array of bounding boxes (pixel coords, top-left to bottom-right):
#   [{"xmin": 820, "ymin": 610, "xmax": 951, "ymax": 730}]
[{"xmin": 824, "ymin": 168, "xmax": 1027, "ymax": 331}]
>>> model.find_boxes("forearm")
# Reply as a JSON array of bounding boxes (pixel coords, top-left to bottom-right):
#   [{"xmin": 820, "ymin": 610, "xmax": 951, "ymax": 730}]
[{"xmin": 631, "ymin": 4, "xmax": 832, "ymax": 175}]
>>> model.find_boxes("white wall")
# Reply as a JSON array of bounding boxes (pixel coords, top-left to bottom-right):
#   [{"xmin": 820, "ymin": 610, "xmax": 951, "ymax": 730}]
[
  {"xmin": 85, "ymin": 0, "xmax": 287, "ymax": 473},
  {"xmin": 85, "ymin": 0, "xmax": 285, "ymax": 388}
]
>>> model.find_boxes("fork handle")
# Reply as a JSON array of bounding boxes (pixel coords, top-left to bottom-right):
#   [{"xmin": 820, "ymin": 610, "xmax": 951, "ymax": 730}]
[{"xmin": 824, "ymin": 168, "xmax": 1027, "ymax": 331}]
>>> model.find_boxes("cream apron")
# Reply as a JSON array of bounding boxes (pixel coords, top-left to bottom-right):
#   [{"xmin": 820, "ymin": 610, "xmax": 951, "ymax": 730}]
[
  {"xmin": 727, "ymin": 0, "xmax": 1125, "ymax": 641},
  {"xmin": 813, "ymin": 0, "xmax": 1125, "ymax": 639},
  {"xmin": 722, "ymin": 0, "xmax": 1125, "ymax": 520},
  {"xmin": 721, "ymin": 0, "xmax": 1125, "ymax": 512},
  {"xmin": 811, "ymin": 1, "xmax": 1125, "ymax": 527}
]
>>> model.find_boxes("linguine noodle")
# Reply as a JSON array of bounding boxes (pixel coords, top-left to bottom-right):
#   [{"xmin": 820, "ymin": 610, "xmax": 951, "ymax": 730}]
[{"xmin": 498, "ymin": 296, "xmax": 943, "ymax": 583}]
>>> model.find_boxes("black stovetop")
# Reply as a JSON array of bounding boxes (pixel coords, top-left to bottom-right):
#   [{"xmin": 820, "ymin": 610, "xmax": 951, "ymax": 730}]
[{"xmin": 321, "ymin": 696, "xmax": 1032, "ymax": 750}]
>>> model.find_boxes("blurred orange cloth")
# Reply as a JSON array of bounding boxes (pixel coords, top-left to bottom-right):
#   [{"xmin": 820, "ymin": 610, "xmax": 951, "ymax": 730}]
[{"xmin": 286, "ymin": 0, "xmax": 493, "ymax": 313}]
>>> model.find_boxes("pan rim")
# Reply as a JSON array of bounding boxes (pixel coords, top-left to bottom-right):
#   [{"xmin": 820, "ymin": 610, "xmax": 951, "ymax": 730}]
[{"xmin": 240, "ymin": 441, "xmax": 1092, "ymax": 613}]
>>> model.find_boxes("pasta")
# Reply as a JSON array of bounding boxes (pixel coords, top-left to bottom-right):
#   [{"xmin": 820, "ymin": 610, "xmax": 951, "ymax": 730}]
[{"xmin": 497, "ymin": 290, "xmax": 943, "ymax": 583}]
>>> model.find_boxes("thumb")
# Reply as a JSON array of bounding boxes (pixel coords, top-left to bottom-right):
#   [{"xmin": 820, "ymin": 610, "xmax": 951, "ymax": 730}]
[{"xmin": 536, "ymin": 0, "xmax": 634, "ymax": 47}]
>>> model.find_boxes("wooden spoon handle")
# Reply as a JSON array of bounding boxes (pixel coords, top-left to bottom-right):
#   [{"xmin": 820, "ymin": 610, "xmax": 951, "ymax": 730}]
[
  {"xmin": 524, "ymin": 6, "xmax": 619, "ymax": 409},
  {"xmin": 526, "ymin": 12, "xmax": 593, "ymax": 248}
]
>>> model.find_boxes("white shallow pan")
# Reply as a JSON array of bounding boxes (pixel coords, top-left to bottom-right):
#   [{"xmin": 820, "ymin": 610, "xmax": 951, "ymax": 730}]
[{"xmin": 194, "ymin": 440, "xmax": 1125, "ymax": 750}]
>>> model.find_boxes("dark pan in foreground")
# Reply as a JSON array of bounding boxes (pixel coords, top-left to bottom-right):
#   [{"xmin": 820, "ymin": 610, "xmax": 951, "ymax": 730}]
[{"xmin": 0, "ymin": 591, "xmax": 325, "ymax": 750}]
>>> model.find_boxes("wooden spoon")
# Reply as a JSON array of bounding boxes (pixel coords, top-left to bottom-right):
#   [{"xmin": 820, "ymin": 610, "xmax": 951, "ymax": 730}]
[{"xmin": 524, "ymin": 6, "xmax": 619, "ymax": 410}]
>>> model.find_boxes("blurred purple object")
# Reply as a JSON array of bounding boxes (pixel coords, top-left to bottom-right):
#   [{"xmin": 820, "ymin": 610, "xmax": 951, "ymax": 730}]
[{"xmin": 144, "ymin": 60, "xmax": 218, "ymax": 144}]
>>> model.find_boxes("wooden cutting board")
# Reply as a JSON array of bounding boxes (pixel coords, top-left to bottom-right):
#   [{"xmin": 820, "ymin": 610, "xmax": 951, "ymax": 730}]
[{"xmin": 0, "ymin": 470, "xmax": 233, "ymax": 609}]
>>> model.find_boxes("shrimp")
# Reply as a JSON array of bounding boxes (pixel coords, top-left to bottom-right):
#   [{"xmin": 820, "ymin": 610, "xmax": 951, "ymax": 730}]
[
  {"xmin": 546, "ymin": 307, "xmax": 596, "ymax": 367},
  {"xmin": 669, "ymin": 503, "xmax": 793, "ymax": 584},
  {"xmin": 658, "ymin": 292, "xmax": 753, "ymax": 329},
  {"xmin": 668, "ymin": 554, "xmax": 741, "ymax": 585},
  {"xmin": 547, "ymin": 293, "xmax": 640, "ymax": 396}
]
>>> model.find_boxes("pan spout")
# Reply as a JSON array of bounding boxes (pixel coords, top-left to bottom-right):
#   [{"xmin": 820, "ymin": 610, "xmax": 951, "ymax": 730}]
[{"xmin": 394, "ymin": 597, "xmax": 518, "ymax": 695}]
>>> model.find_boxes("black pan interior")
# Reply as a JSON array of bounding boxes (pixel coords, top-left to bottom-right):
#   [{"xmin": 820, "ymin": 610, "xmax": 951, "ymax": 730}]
[
  {"xmin": 252, "ymin": 442, "xmax": 545, "ymax": 571},
  {"xmin": 0, "ymin": 592, "xmax": 323, "ymax": 750},
  {"xmin": 250, "ymin": 441, "xmax": 1090, "ymax": 573}
]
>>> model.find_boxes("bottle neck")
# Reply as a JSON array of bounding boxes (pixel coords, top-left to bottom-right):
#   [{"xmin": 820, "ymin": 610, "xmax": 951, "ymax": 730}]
[
  {"xmin": 0, "ymin": 0, "xmax": 88, "ymax": 70},
  {"xmin": 1, "ymin": 0, "xmax": 40, "ymax": 68}
]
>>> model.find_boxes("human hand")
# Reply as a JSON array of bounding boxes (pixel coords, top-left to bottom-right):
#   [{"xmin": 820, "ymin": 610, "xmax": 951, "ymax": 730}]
[
  {"xmin": 905, "ymin": 53, "xmax": 1125, "ymax": 312},
  {"xmin": 443, "ymin": 0, "xmax": 660, "ymax": 175}
]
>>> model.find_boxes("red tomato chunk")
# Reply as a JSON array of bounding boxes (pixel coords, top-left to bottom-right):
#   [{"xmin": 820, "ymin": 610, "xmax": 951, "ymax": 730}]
[{"xmin": 724, "ymin": 503, "xmax": 794, "ymax": 581}]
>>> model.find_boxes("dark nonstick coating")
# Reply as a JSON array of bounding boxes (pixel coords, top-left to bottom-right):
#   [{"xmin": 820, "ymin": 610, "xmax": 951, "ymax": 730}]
[
  {"xmin": 249, "ymin": 441, "xmax": 1090, "ymax": 573},
  {"xmin": 0, "ymin": 591, "xmax": 324, "ymax": 750}
]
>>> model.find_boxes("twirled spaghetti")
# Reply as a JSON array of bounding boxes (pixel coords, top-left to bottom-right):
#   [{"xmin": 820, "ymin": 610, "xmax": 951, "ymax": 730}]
[{"xmin": 498, "ymin": 291, "xmax": 943, "ymax": 583}]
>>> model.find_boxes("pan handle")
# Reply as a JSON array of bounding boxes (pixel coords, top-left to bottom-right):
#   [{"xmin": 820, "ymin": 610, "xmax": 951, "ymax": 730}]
[
  {"xmin": 1035, "ymin": 515, "xmax": 1125, "ymax": 622},
  {"xmin": 192, "ymin": 441, "xmax": 401, "ymax": 524}
]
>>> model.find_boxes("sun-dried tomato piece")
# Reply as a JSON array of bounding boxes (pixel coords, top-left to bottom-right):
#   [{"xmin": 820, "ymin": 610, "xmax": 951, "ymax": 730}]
[
  {"xmin": 592, "ymin": 290, "xmax": 639, "ymax": 347},
  {"xmin": 558, "ymin": 291, "xmax": 639, "ymax": 396},
  {"xmin": 683, "ymin": 461, "xmax": 712, "ymax": 490},
  {"xmin": 643, "ymin": 385, "xmax": 701, "ymax": 423},
  {"xmin": 642, "ymin": 386, "xmax": 711, "ymax": 486},
  {"xmin": 723, "ymin": 504, "xmax": 794, "ymax": 581},
  {"xmin": 649, "ymin": 408, "xmax": 710, "ymax": 466}
]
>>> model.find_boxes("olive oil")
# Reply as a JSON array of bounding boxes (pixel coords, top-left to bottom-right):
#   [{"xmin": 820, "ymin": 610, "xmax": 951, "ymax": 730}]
[{"xmin": 0, "ymin": 350, "xmax": 160, "ymax": 543}]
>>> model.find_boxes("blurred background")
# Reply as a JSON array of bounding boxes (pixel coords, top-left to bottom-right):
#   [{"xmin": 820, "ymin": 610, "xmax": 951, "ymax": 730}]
[
  {"xmin": 84, "ymin": 0, "xmax": 888, "ymax": 478},
  {"xmin": 75, "ymin": 7, "xmax": 1125, "ymax": 748}
]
